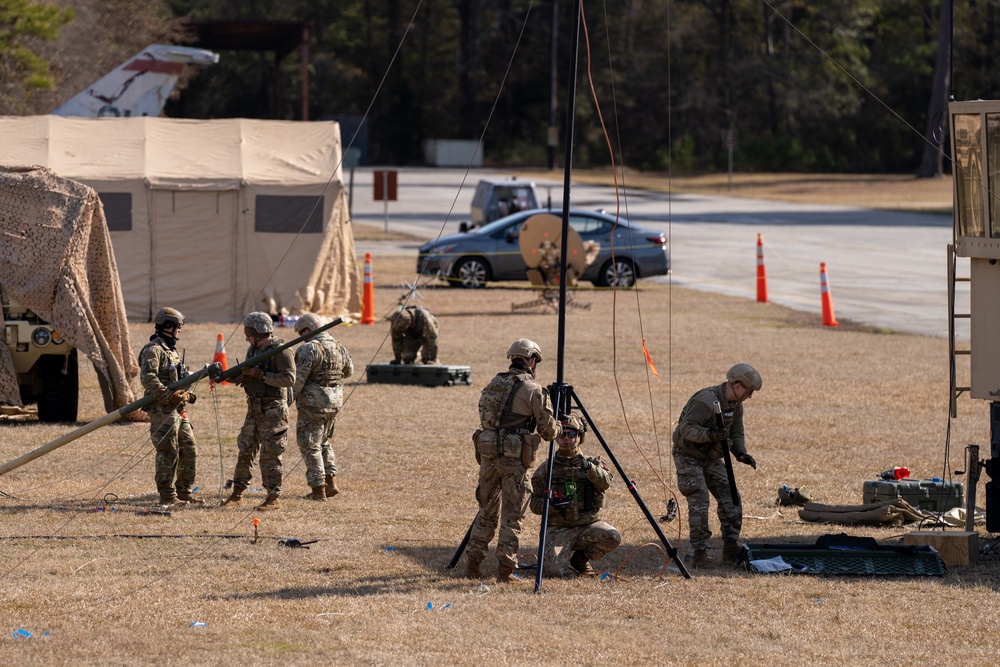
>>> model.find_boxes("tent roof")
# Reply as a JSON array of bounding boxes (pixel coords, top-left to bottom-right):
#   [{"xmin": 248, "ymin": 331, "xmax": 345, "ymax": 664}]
[{"xmin": 0, "ymin": 116, "xmax": 342, "ymax": 189}]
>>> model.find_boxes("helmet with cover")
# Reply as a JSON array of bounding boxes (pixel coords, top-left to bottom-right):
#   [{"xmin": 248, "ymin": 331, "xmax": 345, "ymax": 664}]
[
  {"xmin": 243, "ymin": 311, "xmax": 274, "ymax": 336},
  {"xmin": 294, "ymin": 312, "xmax": 322, "ymax": 334},
  {"xmin": 506, "ymin": 338, "xmax": 543, "ymax": 362},
  {"xmin": 726, "ymin": 363, "xmax": 762, "ymax": 391},
  {"xmin": 154, "ymin": 307, "xmax": 185, "ymax": 328}
]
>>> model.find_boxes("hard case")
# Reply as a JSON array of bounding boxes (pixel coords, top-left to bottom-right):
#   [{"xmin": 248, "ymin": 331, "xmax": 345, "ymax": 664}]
[
  {"xmin": 862, "ymin": 478, "xmax": 964, "ymax": 513},
  {"xmin": 366, "ymin": 364, "xmax": 472, "ymax": 387}
]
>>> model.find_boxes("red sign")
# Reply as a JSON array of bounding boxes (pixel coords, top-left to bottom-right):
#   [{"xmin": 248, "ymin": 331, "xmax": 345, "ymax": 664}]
[{"xmin": 373, "ymin": 170, "xmax": 398, "ymax": 201}]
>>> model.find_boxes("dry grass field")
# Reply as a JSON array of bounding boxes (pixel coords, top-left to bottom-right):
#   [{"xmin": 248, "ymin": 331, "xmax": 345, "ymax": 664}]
[{"xmin": 3, "ymin": 176, "xmax": 997, "ymax": 666}]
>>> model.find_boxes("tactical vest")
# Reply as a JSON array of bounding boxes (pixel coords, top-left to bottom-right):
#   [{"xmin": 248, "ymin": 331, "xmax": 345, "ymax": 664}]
[
  {"xmin": 305, "ymin": 336, "xmax": 344, "ymax": 386},
  {"xmin": 549, "ymin": 456, "xmax": 604, "ymax": 524},
  {"xmin": 243, "ymin": 339, "xmax": 284, "ymax": 399},
  {"xmin": 409, "ymin": 306, "xmax": 423, "ymax": 337},
  {"xmin": 479, "ymin": 370, "xmax": 535, "ymax": 432}
]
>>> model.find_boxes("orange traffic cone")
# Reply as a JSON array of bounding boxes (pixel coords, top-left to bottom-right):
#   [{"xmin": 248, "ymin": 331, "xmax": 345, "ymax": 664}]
[
  {"xmin": 212, "ymin": 333, "xmax": 230, "ymax": 385},
  {"xmin": 361, "ymin": 252, "xmax": 375, "ymax": 325},
  {"xmin": 820, "ymin": 262, "xmax": 838, "ymax": 327},
  {"xmin": 756, "ymin": 233, "xmax": 768, "ymax": 303}
]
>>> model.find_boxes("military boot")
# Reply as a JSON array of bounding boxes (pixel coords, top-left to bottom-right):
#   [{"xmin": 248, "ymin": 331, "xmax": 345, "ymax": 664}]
[
  {"xmin": 690, "ymin": 550, "xmax": 716, "ymax": 569},
  {"xmin": 496, "ymin": 564, "xmax": 515, "ymax": 583},
  {"xmin": 722, "ymin": 540, "xmax": 742, "ymax": 565},
  {"xmin": 176, "ymin": 491, "xmax": 204, "ymax": 504},
  {"xmin": 221, "ymin": 487, "xmax": 243, "ymax": 506},
  {"xmin": 303, "ymin": 486, "xmax": 327, "ymax": 501},
  {"xmin": 464, "ymin": 555, "xmax": 483, "ymax": 579},
  {"xmin": 256, "ymin": 492, "xmax": 281, "ymax": 511},
  {"xmin": 570, "ymin": 550, "xmax": 596, "ymax": 576},
  {"xmin": 325, "ymin": 474, "xmax": 339, "ymax": 498},
  {"xmin": 159, "ymin": 492, "xmax": 184, "ymax": 506}
]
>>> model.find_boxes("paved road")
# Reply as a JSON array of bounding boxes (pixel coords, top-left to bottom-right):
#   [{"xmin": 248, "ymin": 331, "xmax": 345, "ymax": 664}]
[{"xmin": 348, "ymin": 168, "xmax": 965, "ymax": 340}]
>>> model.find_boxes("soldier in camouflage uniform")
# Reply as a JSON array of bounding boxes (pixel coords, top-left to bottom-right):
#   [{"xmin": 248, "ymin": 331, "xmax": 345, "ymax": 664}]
[
  {"xmin": 292, "ymin": 313, "xmax": 353, "ymax": 501},
  {"xmin": 138, "ymin": 307, "xmax": 200, "ymax": 506},
  {"xmin": 466, "ymin": 338, "xmax": 561, "ymax": 582},
  {"xmin": 222, "ymin": 312, "xmax": 295, "ymax": 511},
  {"xmin": 529, "ymin": 414, "xmax": 620, "ymax": 577},
  {"xmin": 672, "ymin": 363, "xmax": 761, "ymax": 568},
  {"xmin": 389, "ymin": 305, "xmax": 439, "ymax": 365}
]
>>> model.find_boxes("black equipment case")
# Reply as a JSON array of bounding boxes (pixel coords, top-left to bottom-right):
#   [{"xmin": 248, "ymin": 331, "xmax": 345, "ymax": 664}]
[
  {"xmin": 862, "ymin": 478, "xmax": 964, "ymax": 513},
  {"xmin": 366, "ymin": 364, "xmax": 472, "ymax": 387}
]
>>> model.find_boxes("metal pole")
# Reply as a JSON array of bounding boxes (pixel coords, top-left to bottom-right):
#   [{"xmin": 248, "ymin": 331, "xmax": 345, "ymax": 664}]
[{"xmin": 965, "ymin": 444, "xmax": 980, "ymax": 533}]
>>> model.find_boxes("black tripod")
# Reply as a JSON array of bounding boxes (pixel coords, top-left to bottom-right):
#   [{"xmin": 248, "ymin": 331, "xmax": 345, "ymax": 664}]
[{"xmin": 448, "ymin": 0, "xmax": 690, "ymax": 589}]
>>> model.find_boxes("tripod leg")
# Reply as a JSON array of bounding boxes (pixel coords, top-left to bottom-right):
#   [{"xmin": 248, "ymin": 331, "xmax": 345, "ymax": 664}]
[
  {"xmin": 446, "ymin": 512, "xmax": 478, "ymax": 570},
  {"xmin": 533, "ymin": 382, "xmax": 570, "ymax": 593},
  {"xmin": 571, "ymin": 389, "xmax": 692, "ymax": 579}
]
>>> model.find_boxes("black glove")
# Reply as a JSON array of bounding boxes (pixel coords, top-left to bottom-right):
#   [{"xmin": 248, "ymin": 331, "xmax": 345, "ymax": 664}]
[
  {"xmin": 389, "ymin": 359, "xmax": 401, "ymax": 365},
  {"xmin": 707, "ymin": 427, "xmax": 727, "ymax": 443},
  {"xmin": 573, "ymin": 454, "xmax": 592, "ymax": 471},
  {"xmin": 242, "ymin": 367, "xmax": 265, "ymax": 380},
  {"xmin": 186, "ymin": 392, "xmax": 197, "ymax": 404},
  {"xmin": 737, "ymin": 453, "xmax": 757, "ymax": 470}
]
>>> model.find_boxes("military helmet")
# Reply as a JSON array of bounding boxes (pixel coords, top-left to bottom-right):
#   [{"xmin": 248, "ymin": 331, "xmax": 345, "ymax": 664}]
[
  {"xmin": 154, "ymin": 307, "xmax": 185, "ymax": 327},
  {"xmin": 243, "ymin": 311, "xmax": 274, "ymax": 335},
  {"xmin": 506, "ymin": 338, "xmax": 543, "ymax": 362},
  {"xmin": 294, "ymin": 312, "xmax": 322, "ymax": 333},
  {"xmin": 726, "ymin": 363, "xmax": 762, "ymax": 391},
  {"xmin": 559, "ymin": 414, "xmax": 586, "ymax": 444}
]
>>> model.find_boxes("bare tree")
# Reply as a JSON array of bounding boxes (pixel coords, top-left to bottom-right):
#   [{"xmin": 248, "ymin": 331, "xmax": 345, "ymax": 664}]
[{"xmin": 917, "ymin": 0, "xmax": 951, "ymax": 178}]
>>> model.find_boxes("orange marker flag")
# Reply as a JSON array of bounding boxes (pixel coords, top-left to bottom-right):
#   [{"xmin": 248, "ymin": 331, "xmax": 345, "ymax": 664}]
[{"xmin": 642, "ymin": 338, "xmax": 659, "ymax": 377}]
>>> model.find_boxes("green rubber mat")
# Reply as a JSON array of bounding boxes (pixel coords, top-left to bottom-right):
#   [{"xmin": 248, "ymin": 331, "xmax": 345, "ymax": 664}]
[{"xmin": 741, "ymin": 534, "xmax": 945, "ymax": 576}]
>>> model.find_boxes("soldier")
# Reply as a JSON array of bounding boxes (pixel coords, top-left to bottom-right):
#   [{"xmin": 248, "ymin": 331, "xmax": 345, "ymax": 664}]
[
  {"xmin": 389, "ymin": 305, "xmax": 439, "ymax": 365},
  {"xmin": 222, "ymin": 312, "xmax": 295, "ymax": 510},
  {"xmin": 465, "ymin": 338, "xmax": 561, "ymax": 582},
  {"xmin": 292, "ymin": 313, "xmax": 353, "ymax": 501},
  {"xmin": 672, "ymin": 363, "xmax": 761, "ymax": 567},
  {"xmin": 529, "ymin": 414, "xmax": 621, "ymax": 577},
  {"xmin": 138, "ymin": 307, "xmax": 200, "ymax": 506}
]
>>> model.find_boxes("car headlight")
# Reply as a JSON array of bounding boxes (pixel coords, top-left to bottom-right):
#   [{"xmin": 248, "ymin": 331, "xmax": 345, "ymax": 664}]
[
  {"xmin": 51, "ymin": 330, "xmax": 64, "ymax": 345},
  {"xmin": 430, "ymin": 244, "xmax": 456, "ymax": 255},
  {"xmin": 32, "ymin": 329, "xmax": 52, "ymax": 346}
]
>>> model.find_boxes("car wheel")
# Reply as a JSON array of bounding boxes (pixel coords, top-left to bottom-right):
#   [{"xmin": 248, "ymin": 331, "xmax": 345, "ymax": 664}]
[
  {"xmin": 450, "ymin": 256, "xmax": 491, "ymax": 288},
  {"xmin": 37, "ymin": 350, "xmax": 79, "ymax": 423},
  {"xmin": 599, "ymin": 258, "xmax": 637, "ymax": 288}
]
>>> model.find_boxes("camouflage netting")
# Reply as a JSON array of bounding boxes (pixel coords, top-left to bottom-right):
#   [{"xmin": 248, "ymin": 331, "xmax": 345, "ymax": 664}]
[{"xmin": 0, "ymin": 165, "xmax": 138, "ymax": 410}]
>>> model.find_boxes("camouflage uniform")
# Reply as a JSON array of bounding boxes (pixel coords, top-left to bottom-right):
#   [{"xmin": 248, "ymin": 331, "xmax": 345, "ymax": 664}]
[
  {"xmin": 671, "ymin": 383, "xmax": 748, "ymax": 552},
  {"xmin": 232, "ymin": 340, "xmax": 295, "ymax": 495},
  {"xmin": 390, "ymin": 305, "xmax": 439, "ymax": 364},
  {"xmin": 529, "ymin": 450, "xmax": 620, "ymax": 577},
  {"xmin": 468, "ymin": 364, "xmax": 560, "ymax": 571},
  {"xmin": 293, "ymin": 332, "xmax": 353, "ymax": 489},
  {"xmin": 138, "ymin": 334, "xmax": 196, "ymax": 499}
]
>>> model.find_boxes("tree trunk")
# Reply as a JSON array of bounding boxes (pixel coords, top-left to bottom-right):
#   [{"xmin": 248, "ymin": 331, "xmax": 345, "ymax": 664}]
[{"xmin": 917, "ymin": 0, "xmax": 951, "ymax": 178}]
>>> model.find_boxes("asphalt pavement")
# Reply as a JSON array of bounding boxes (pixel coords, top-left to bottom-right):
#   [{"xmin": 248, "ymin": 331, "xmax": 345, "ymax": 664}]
[{"xmin": 347, "ymin": 167, "xmax": 965, "ymax": 340}]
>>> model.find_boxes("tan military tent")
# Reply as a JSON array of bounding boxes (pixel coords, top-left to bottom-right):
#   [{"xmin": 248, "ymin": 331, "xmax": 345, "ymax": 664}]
[{"xmin": 0, "ymin": 115, "xmax": 361, "ymax": 323}]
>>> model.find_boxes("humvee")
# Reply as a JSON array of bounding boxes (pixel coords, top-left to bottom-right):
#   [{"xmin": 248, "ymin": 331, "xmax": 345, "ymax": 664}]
[{"xmin": 1, "ymin": 286, "xmax": 78, "ymax": 422}]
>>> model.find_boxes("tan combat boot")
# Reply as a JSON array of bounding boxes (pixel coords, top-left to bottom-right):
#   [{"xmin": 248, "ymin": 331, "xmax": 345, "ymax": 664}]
[
  {"xmin": 303, "ymin": 486, "xmax": 327, "ymax": 501},
  {"xmin": 221, "ymin": 487, "xmax": 243, "ymax": 506},
  {"xmin": 159, "ymin": 493, "xmax": 184, "ymax": 506},
  {"xmin": 256, "ymin": 491, "xmax": 281, "ymax": 511},
  {"xmin": 325, "ymin": 474, "xmax": 339, "ymax": 498},
  {"xmin": 722, "ymin": 540, "xmax": 742, "ymax": 565},
  {"xmin": 176, "ymin": 491, "xmax": 204, "ymax": 504},
  {"xmin": 464, "ymin": 556, "xmax": 483, "ymax": 579},
  {"xmin": 496, "ymin": 564, "xmax": 515, "ymax": 583},
  {"xmin": 690, "ymin": 550, "xmax": 716, "ymax": 569}
]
